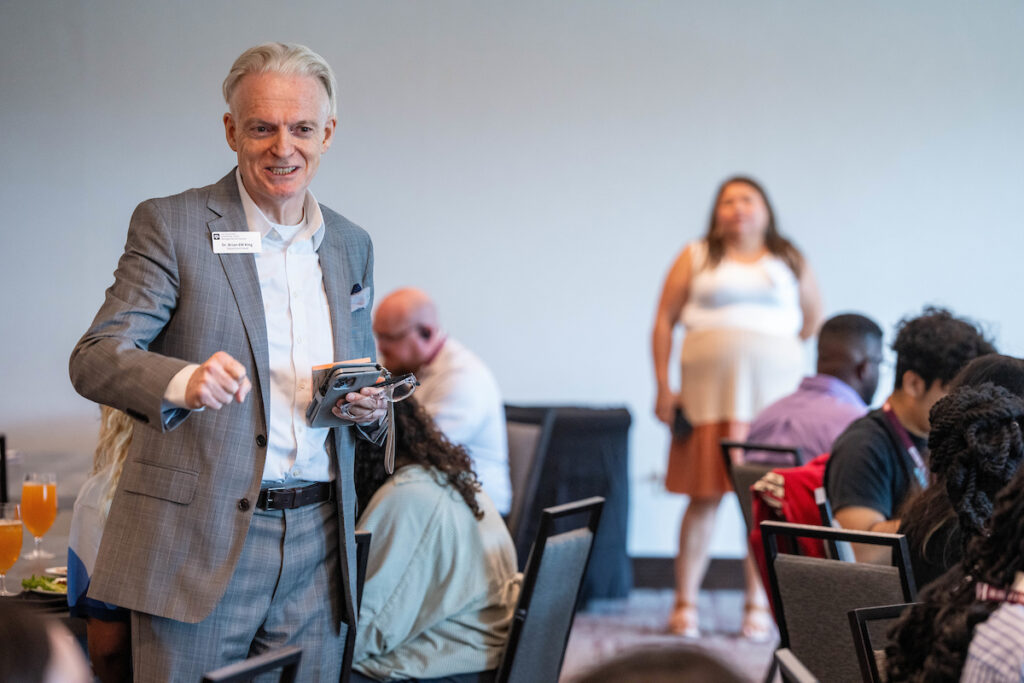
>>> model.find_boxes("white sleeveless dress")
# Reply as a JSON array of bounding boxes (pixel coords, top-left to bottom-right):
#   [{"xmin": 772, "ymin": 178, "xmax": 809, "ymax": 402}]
[{"xmin": 666, "ymin": 240, "xmax": 804, "ymax": 497}]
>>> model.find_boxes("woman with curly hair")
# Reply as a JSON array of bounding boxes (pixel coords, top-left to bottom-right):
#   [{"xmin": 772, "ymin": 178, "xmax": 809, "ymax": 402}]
[
  {"xmin": 351, "ymin": 398, "xmax": 520, "ymax": 683},
  {"xmin": 898, "ymin": 355, "xmax": 1024, "ymax": 589},
  {"xmin": 886, "ymin": 364, "xmax": 1024, "ymax": 682}
]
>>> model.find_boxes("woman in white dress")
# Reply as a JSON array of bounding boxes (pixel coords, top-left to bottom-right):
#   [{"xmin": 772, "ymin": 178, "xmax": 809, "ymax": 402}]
[{"xmin": 652, "ymin": 176, "xmax": 823, "ymax": 639}]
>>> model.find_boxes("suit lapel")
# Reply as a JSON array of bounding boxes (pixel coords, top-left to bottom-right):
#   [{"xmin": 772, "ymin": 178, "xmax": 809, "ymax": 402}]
[
  {"xmin": 319, "ymin": 210, "xmax": 354, "ymax": 363},
  {"xmin": 206, "ymin": 172, "xmax": 271, "ymax": 430}
]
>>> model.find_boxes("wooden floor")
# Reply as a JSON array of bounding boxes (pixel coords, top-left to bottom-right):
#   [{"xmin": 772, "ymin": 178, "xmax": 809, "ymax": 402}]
[{"xmin": 561, "ymin": 589, "xmax": 777, "ymax": 682}]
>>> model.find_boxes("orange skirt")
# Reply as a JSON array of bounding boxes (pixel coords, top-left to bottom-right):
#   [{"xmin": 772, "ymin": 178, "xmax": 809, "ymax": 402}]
[{"xmin": 665, "ymin": 421, "xmax": 749, "ymax": 498}]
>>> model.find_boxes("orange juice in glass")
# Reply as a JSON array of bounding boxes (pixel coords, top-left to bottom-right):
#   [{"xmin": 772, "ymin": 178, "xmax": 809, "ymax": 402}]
[
  {"xmin": 22, "ymin": 472, "xmax": 57, "ymax": 560},
  {"xmin": 0, "ymin": 503, "xmax": 22, "ymax": 595}
]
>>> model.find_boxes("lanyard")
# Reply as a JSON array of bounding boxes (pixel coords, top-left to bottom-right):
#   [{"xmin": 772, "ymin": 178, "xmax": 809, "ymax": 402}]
[{"xmin": 882, "ymin": 401, "xmax": 929, "ymax": 489}]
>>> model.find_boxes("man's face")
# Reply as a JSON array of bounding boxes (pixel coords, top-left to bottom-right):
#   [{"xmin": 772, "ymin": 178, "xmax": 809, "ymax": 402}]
[
  {"xmin": 224, "ymin": 72, "xmax": 335, "ymax": 222},
  {"xmin": 373, "ymin": 319, "xmax": 427, "ymax": 375},
  {"xmin": 859, "ymin": 337, "xmax": 884, "ymax": 404},
  {"xmin": 919, "ymin": 380, "xmax": 950, "ymax": 431},
  {"xmin": 714, "ymin": 182, "xmax": 770, "ymax": 243}
]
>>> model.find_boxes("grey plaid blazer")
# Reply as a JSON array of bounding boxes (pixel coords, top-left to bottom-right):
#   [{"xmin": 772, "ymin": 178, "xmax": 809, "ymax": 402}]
[{"xmin": 69, "ymin": 170, "xmax": 375, "ymax": 625}]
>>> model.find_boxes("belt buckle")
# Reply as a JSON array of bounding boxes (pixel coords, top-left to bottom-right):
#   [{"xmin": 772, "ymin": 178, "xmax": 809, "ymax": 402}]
[{"xmin": 268, "ymin": 488, "xmax": 297, "ymax": 509}]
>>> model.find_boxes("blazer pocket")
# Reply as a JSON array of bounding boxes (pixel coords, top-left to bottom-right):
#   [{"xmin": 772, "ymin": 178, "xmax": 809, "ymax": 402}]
[{"xmin": 120, "ymin": 460, "xmax": 199, "ymax": 505}]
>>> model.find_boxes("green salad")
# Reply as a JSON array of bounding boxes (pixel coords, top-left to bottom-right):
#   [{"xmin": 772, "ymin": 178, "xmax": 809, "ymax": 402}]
[{"xmin": 21, "ymin": 574, "xmax": 67, "ymax": 594}]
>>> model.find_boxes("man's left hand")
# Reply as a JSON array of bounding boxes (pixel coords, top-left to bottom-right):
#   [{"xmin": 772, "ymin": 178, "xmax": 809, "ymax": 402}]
[{"xmin": 332, "ymin": 386, "xmax": 387, "ymax": 425}]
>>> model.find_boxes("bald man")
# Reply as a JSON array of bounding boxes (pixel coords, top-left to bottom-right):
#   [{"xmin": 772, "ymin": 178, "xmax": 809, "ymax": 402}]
[
  {"xmin": 373, "ymin": 288, "xmax": 511, "ymax": 513},
  {"xmin": 746, "ymin": 313, "xmax": 884, "ymax": 463}
]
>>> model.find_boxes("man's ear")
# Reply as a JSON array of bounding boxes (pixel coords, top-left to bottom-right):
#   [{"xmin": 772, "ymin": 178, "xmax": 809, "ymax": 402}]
[
  {"xmin": 853, "ymin": 358, "xmax": 870, "ymax": 381},
  {"xmin": 902, "ymin": 369, "xmax": 926, "ymax": 399},
  {"xmin": 321, "ymin": 116, "xmax": 337, "ymax": 152},
  {"xmin": 224, "ymin": 112, "xmax": 238, "ymax": 152}
]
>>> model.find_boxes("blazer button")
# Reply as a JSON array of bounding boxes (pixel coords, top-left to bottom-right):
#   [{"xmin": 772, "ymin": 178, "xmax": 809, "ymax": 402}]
[
  {"xmin": 238, "ymin": 498, "xmax": 250, "ymax": 511},
  {"xmin": 255, "ymin": 434, "xmax": 267, "ymax": 448}
]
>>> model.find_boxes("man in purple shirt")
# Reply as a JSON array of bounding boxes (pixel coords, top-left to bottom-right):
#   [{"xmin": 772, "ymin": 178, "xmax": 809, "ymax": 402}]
[{"xmin": 746, "ymin": 314, "xmax": 884, "ymax": 463}]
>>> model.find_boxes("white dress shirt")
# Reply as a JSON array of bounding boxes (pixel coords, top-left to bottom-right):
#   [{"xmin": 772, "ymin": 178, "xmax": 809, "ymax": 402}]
[
  {"xmin": 164, "ymin": 171, "xmax": 336, "ymax": 483},
  {"xmin": 415, "ymin": 338, "xmax": 511, "ymax": 513}
]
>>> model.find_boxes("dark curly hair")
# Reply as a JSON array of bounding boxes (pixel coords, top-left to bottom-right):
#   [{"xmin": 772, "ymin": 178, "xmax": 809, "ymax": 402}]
[
  {"xmin": 887, "ymin": 433, "xmax": 1024, "ymax": 681},
  {"xmin": 354, "ymin": 398, "xmax": 484, "ymax": 520},
  {"xmin": 702, "ymin": 176, "xmax": 805, "ymax": 277},
  {"xmin": 891, "ymin": 306, "xmax": 994, "ymax": 391}
]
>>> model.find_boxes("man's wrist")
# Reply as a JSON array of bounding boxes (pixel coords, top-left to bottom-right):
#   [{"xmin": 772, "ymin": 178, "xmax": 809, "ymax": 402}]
[{"xmin": 163, "ymin": 363, "xmax": 201, "ymax": 410}]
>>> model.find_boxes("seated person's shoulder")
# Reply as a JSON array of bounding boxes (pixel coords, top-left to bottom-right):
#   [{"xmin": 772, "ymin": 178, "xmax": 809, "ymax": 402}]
[{"xmin": 826, "ymin": 410, "xmax": 900, "ymax": 518}]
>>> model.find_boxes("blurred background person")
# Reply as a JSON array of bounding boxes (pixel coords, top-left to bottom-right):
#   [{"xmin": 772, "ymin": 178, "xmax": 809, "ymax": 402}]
[
  {"xmin": 351, "ymin": 399, "xmax": 520, "ymax": 683},
  {"xmin": 67, "ymin": 406, "xmax": 133, "ymax": 683},
  {"xmin": 746, "ymin": 312, "xmax": 883, "ymax": 464},
  {"xmin": 651, "ymin": 176, "xmax": 823, "ymax": 639},
  {"xmin": 825, "ymin": 307, "xmax": 994, "ymax": 561},
  {"xmin": 373, "ymin": 287, "xmax": 511, "ymax": 515},
  {"xmin": 0, "ymin": 601, "xmax": 91, "ymax": 683},
  {"xmin": 571, "ymin": 646, "xmax": 746, "ymax": 683},
  {"xmin": 898, "ymin": 354, "xmax": 1024, "ymax": 589}
]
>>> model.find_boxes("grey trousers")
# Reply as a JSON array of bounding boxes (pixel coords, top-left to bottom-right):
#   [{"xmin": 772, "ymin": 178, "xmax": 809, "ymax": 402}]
[{"xmin": 132, "ymin": 500, "xmax": 347, "ymax": 682}]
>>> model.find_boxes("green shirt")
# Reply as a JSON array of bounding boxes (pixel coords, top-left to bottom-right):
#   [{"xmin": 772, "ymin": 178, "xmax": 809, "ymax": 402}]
[{"xmin": 354, "ymin": 465, "xmax": 521, "ymax": 681}]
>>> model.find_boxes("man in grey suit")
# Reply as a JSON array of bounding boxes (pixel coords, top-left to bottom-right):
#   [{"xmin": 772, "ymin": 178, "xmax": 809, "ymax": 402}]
[{"xmin": 69, "ymin": 43, "xmax": 385, "ymax": 681}]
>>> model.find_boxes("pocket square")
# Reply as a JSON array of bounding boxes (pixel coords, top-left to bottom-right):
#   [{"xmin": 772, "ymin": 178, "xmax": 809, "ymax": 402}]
[{"xmin": 351, "ymin": 285, "xmax": 370, "ymax": 312}]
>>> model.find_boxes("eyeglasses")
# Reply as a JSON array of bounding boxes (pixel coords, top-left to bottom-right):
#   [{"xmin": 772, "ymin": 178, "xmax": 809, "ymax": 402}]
[
  {"xmin": 336, "ymin": 372, "xmax": 418, "ymax": 420},
  {"xmin": 378, "ymin": 373, "xmax": 418, "ymax": 403}
]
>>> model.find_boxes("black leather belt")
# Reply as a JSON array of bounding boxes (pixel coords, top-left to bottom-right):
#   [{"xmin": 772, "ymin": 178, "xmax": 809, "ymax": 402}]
[{"xmin": 256, "ymin": 481, "xmax": 334, "ymax": 510}]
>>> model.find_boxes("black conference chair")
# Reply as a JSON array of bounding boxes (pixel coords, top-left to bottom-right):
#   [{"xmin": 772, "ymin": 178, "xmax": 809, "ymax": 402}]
[
  {"xmin": 201, "ymin": 645, "xmax": 302, "ymax": 683},
  {"xmin": 719, "ymin": 440, "xmax": 802, "ymax": 536},
  {"xmin": 775, "ymin": 647, "xmax": 820, "ymax": 683},
  {"xmin": 495, "ymin": 497, "xmax": 604, "ymax": 683},
  {"xmin": 813, "ymin": 486, "xmax": 855, "ymax": 562},
  {"xmin": 340, "ymin": 530, "xmax": 372, "ymax": 683},
  {"xmin": 505, "ymin": 410, "xmax": 556, "ymax": 557},
  {"xmin": 761, "ymin": 521, "xmax": 917, "ymax": 683},
  {"xmin": 848, "ymin": 603, "xmax": 916, "ymax": 683}
]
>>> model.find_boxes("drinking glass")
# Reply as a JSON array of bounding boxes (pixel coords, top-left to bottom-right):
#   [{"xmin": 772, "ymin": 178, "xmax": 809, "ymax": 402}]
[
  {"xmin": 21, "ymin": 472, "xmax": 57, "ymax": 560},
  {"xmin": 0, "ymin": 503, "xmax": 22, "ymax": 596}
]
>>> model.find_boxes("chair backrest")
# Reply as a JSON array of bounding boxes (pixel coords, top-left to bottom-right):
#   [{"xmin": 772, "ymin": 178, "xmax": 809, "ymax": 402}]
[
  {"xmin": 354, "ymin": 530, "xmax": 371, "ymax": 610},
  {"xmin": 496, "ymin": 497, "xmax": 604, "ymax": 683},
  {"xmin": 761, "ymin": 521, "xmax": 917, "ymax": 683},
  {"xmin": 505, "ymin": 412, "xmax": 555, "ymax": 549},
  {"xmin": 848, "ymin": 603, "xmax": 915, "ymax": 683},
  {"xmin": 200, "ymin": 646, "xmax": 302, "ymax": 683},
  {"xmin": 340, "ymin": 531, "xmax": 372, "ymax": 683},
  {"xmin": 720, "ymin": 440, "xmax": 800, "ymax": 535},
  {"xmin": 813, "ymin": 487, "xmax": 855, "ymax": 562},
  {"xmin": 775, "ymin": 648, "xmax": 820, "ymax": 683}
]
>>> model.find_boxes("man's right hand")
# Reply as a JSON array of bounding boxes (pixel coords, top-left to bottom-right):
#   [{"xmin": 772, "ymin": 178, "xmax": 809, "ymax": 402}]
[{"xmin": 185, "ymin": 351, "xmax": 251, "ymax": 410}]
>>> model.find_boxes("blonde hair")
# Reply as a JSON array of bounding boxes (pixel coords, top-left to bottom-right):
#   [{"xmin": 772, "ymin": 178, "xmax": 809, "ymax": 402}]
[
  {"xmin": 94, "ymin": 406, "xmax": 134, "ymax": 517},
  {"xmin": 223, "ymin": 42, "xmax": 338, "ymax": 118}
]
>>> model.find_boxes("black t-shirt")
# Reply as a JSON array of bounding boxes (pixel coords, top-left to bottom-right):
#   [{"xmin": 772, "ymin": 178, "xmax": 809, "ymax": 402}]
[{"xmin": 824, "ymin": 408, "xmax": 928, "ymax": 519}]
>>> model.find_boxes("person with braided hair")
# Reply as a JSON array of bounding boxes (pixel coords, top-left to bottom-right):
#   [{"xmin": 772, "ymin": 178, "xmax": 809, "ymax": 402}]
[
  {"xmin": 886, "ymin": 432, "xmax": 1024, "ymax": 682},
  {"xmin": 898, "ymin": 355, "xmax": 1024, "ymax": 589},
  {"xmin": 351, "ymin": 398, "xmax": 520, "ymax": 683}
]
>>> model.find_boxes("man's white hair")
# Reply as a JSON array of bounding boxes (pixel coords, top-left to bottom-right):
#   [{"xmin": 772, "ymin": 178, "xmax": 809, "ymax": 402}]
[{"xmin": 223, "ymin": 42, "xmax": 337, "ymax": 119}]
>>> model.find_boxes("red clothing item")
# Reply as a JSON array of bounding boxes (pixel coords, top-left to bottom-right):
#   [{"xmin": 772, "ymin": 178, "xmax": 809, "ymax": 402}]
[{"xmin": 749, "ymin": 454, "xmax": 831, "ymax": 609}]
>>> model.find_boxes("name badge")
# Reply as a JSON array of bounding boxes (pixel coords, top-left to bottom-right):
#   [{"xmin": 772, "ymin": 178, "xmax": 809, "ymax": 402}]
[{"xmin": 212, "ymin": 231, "xmax": 262, "ymax": 254}]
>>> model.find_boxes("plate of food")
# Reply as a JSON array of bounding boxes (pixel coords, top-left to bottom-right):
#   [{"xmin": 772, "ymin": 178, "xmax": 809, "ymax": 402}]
[
  {"xmin": 44, "ymin": 566, "xmax": 67, "ymax": 578},
  {"xmin": 21, "ymin": 574, "xmax": 67, "ymax": 595}
]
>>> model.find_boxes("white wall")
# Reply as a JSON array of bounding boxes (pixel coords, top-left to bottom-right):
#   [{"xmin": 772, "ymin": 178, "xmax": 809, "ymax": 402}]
[{"xmin": 2, "ymin": 1, "xmax": 1022, "ymax": 557}]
